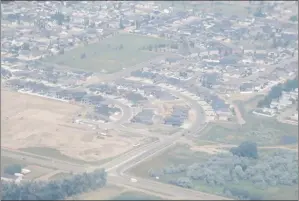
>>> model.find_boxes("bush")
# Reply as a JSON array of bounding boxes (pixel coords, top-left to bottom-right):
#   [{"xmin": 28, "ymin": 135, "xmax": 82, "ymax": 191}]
[
  {"xmin": 1, "ymin": 168, "xmax": 107, "ymax": 200},
  {"xmin": 230, "ymin": 141, "xmax": 258, "ymax": 159},
  {"xmin": 175, "ymin": 177, "xmax": 193, "ymax": 189}
]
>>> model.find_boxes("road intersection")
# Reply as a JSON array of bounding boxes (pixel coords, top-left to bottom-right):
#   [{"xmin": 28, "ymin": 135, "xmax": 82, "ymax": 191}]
[{"xmin": 1, "ymin": 83, "xmax": 230, "ymax": 200}]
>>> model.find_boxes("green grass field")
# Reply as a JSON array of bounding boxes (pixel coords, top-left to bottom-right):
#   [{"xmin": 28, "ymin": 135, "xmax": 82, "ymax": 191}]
[
  {"xmin": 44, "ymin": 33, "xmax": 170, "ymax": 73},
  {"xmin": 19, "ymin": 147, "xmax": 87, "ymax": 164},
  {"xmin": 129, "ymin": 144, "xmax": 210, "ymax": 178},
  {"xmin": 1, "ymin": 156, "xmax": 28, "ymax": 175},
  {"xmin": 111, "ymin": 191, "xmax": 162, "ymax": 200},
  {"xmin": 18, "ymin": 146, "xmax": 119, "ymax": 166},
  {"xmin": 198, "ymin": 117, "xmax": 298, "ymax": 146}
]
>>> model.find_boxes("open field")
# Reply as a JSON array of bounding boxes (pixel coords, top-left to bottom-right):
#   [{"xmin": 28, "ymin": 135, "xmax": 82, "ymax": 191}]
[
  {"xmin": 2, "ymin": 89, "xmax": 143, "ymax": 162},
  {"xmin": 76, "ymin": 184, "xmax": 163, "ymax": 200},
  {"xmin": 44, "ymin": 33, "xmax": 170, "ymax": 73},
  {"xmin": 128, "ymin": 144, "xmax": 298, "ymax": 200},
  {"xmin": 197, "ymin": 120, "xmax": 298, "ymax": 146},
  {"xmin": 77, "ymin": 185, "xmax": 125, "ymax": 200},
  {"xmin": 129, "ymin": 144, "xmax": 211, "ymax": 177},
  {"xmin": 111, "ymin": 191, "xmax": 162, "ymax": 200}
]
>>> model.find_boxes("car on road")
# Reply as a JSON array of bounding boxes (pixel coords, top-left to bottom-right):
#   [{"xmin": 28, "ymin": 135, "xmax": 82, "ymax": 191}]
[{"xmin": 130, "ymin": 178, "xmax": 137, "ymax": 182}]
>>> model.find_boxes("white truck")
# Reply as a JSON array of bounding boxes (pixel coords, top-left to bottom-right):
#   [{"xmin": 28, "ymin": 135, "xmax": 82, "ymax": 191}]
[{"xmin": 130, "ymin": 178, "xmax": 137, "ymax": 183}]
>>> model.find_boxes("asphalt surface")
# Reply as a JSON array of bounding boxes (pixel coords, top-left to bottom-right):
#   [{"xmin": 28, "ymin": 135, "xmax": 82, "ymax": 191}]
[
  {"xmin": 1, "ymin": 85, "xmax": 225, "ymax": 199},
  {"xmin": 106, "ymin": 98, "xmax": 133, "ymax": 124},
  {"xmin": 2, "ymin": 58, "xmax": 231, "ymax": 199}
]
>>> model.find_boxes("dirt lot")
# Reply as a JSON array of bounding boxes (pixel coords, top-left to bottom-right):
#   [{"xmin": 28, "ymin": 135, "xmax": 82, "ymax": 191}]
[{"xmin": 1, "ymin": 90, "xmax": 142, "ymax": 162}]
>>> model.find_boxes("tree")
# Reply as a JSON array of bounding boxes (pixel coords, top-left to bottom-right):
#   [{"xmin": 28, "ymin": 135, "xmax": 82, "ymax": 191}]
[
  {"xmin": 148, "ymin": 45, "xmax": 153, "ymax": 51},
  {"xmin": 230, "ymin": 141, "xmax": 258, "ymax": 159},
  {"xmin": 52, "ymin": 11, "xmax": 65, "ymax": 25},
  {"xmin": 119, "ymin": 18, "xmax": 124, "ymax": 29},
  {"xmin": 234, "ymin": 165, "xmax": 245, "ymax": 179},
  {"xmin": 135, "ymin": 20, "xmax": 140, "ymax": 29},
  {"xmin": 175, "ymin": 177, "xmax": 193, "ymax": 188},
  {"xmin": 289, "ymin": 15, "xmax": 298, "ymax": 22},
  {"xmin": 4, "ymin": 164, "xmax": 22, "ymax": 175},
  {"xmin": 81, "ymin": 53, "xmax": 86, "ymax": 59},
  {"xmin": 1, "ymin": 169, "xmax": 107, "ymax": 200}
]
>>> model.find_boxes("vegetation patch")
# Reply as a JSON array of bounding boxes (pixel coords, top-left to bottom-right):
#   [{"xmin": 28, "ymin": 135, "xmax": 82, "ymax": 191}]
[
  {"xmin": 199, "ymin": 121, "xmax": 297, "ymax": 146},
  {"xmin": 1, "ymin": 169, "xmax": 107, "ymax": 200},
  {"xmin": 19, "ymin": 147, "xmax": 87, "ymax": 164},
  {"xmin": 1, "ymin": 156, "xmax": 28, "ymax": 176},
  {"xmin": 131, "ymin": 143, "xmax": 298, "ymax": 200},
  {"xmin": 129, "ymin": 144, "xmax": 210, "ymax": 178},
  {"xmin": 44, "ymin": 33, "xmax": 170, "ymax": 73}
]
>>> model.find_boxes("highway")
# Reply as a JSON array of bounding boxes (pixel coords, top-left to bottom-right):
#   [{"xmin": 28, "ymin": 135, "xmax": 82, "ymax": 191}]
[
  {"xmin": 2, "ymin": 71, "xmax": 227, "ymax": 199},
  {"xmin": 1, "ymin": 89, "xmax": 228, "ymax": 200}
]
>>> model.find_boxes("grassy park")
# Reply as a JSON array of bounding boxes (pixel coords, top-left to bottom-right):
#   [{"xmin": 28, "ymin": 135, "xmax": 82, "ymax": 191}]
[{"xmin": 44, "ymin": 33, "xmax": 170, "ymax": 73}]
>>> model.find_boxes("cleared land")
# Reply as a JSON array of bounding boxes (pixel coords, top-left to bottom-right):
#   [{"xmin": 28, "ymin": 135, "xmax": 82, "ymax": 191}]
[
  {"xmin": 44, "ymin": 33, "xmax": 170, "ymax": 73},
  {"xmin": 1, "ymin": 89, "xmax": 143, "ymax": 162}
]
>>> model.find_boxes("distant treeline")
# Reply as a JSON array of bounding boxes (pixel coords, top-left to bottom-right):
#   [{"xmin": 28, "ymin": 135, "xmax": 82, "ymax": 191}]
[
  {"xmin": 257, "ymin": 77, "xmax": 298, "ymax": 108},
  {"xmin": 1, "ymin": 168, "xmax": 107, "ymax": 200}
]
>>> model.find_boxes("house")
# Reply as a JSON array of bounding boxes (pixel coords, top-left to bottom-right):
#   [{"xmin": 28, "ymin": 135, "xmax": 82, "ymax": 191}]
[
  {"xmin": 164, "ymin": 106, "xmax": 189, "ymax": 126},
  {"xmin": 164, "ymin": 56, "xmax": 182, "ymax": 65},
  {"xmin": 210, "ymin": 95, "xmax": 231, "ymax": 120}
]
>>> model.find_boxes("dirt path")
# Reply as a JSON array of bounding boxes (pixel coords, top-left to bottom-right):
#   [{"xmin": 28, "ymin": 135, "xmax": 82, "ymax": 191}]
[
  {"xmin": 181, "ymin": 139, "xmax": 298, "ymax": 155},
  {"xmin": 232, "ymin": 104, "xmax": 246, "ymax": 125}
]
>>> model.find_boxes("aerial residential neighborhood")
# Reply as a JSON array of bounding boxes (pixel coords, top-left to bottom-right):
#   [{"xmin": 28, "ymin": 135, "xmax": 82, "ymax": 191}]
[{"xmin": 1, "ymin": 1, "xmax": 298, "ymax": 200}]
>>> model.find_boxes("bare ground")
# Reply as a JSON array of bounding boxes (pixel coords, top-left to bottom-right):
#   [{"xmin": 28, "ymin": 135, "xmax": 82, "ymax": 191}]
[
  {"xmin": 181, "ymin": 139, "xmax": 298, "ymax": 155},
  {"xmin": 1, "ymin": 90, "xmax": 142, "ymax": 162}
]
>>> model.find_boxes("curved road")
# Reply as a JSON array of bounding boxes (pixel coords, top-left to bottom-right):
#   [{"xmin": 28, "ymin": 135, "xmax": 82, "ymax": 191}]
[{"xmin": 2, "ymin": 80, "xmax": 229, "ymax": 200}]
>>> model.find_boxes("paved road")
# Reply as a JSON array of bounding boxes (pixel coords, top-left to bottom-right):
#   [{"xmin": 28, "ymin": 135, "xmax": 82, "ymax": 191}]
[
  {"xmin": 1, "ymin": 86, "xmax": 224, "ymax": 200},
  {"xmin": 2, "ymin": 65, "xmax": 228, "ymax": 199},
  {"xmin": 106, "ymin": 98, "xmax": 133, "ymax": 124}
]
